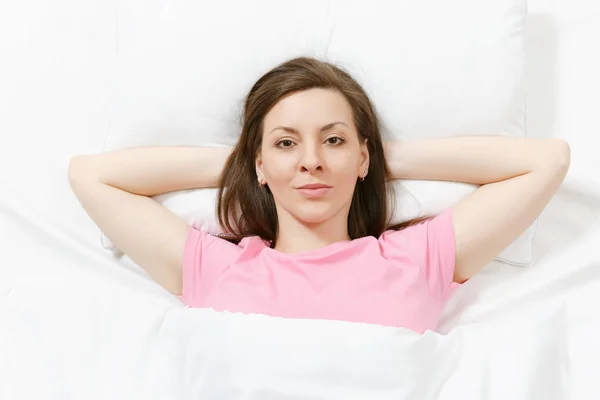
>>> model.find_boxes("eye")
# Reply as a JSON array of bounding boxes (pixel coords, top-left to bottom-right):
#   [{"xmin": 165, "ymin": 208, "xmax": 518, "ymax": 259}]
[
  {"xmin": 275, "ymin": 139, "xmax": 295, "ymax": 148},
  {"xmin": 326, "ymin": 136, "xmax": 346, "ymax": 145}
]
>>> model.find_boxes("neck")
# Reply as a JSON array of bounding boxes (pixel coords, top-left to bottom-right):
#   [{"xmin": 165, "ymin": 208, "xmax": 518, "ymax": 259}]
[{"xmin": 273, "ymin": 203, "xmax": 351, "ymax": 254}]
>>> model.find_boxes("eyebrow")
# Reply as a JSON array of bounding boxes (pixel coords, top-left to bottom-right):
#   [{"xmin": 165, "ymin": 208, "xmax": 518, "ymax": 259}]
[{"xmin": 269, "ymin": 121, "xmax": 350, "ymax": 136}]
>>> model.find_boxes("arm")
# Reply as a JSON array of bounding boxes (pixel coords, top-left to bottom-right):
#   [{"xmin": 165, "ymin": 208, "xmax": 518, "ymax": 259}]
[
  {"xmin": 384, "ymin": 136, "xmax": 570, "ymax": 282},
  {"xmin": 68, "ymin": 146, "xmax": 233, "ymax": 295}
]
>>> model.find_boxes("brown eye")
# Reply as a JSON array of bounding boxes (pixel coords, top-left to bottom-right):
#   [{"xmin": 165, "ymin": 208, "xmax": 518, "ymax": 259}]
[
  {"xmin": 327, "ymin": 136, "xmax": 345, "ymax": 145},
  {"xmin": 276, "ymin": 139, "xmax": 295, "ymax": 148}
]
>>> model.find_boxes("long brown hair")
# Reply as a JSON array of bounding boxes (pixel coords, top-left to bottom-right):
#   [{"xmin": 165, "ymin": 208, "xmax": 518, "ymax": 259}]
[{"xmin": 216, "ymin": 57, "xmax": 432, "ymax": 245}]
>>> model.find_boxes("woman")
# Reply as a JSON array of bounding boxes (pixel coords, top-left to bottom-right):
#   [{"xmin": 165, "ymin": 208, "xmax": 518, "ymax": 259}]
[{"xmin": 68, "ymin": 57, "xmax": 570, "ymax": 334}]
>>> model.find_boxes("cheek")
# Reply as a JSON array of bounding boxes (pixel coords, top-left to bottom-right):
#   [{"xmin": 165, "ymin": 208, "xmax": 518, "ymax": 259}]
[
  {"xmin": 333, "ymin": 156, "xmax": 362, "ymax": 199},
  {"xmin": 330, "ymin": 153, "xmax": 361, "ymax": 178},
  {"xmin": 262, "ymin": 152, "xmax": 297, "ymax": 182}
]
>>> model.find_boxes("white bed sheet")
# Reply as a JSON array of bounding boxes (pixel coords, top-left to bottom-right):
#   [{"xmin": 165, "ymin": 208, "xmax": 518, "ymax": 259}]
[
  {"xmin": 1, "ymin": 175, "xmax": 599, "ymax": 399},
  {"xmin": 1, "ymin": 0, "xmax": 600, "ymax": 398}
]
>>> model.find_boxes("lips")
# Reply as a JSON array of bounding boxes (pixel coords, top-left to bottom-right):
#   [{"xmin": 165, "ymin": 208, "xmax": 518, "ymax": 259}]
[
  {"xmin": 297, "ymin": 183, "xmax": 332, "ymax": 189},
  {"xmin": 295, "ymin": 183, "xmax": 332, "ymax": 198}
]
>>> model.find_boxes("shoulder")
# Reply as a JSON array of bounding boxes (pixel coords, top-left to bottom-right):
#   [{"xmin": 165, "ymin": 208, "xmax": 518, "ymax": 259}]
[
  {"xmin": 378, "ymin": 208, "xmax": 460, "ymax": 299},
  {"xmin": 187, "ymin": 227, "xmax": 270, "ymax": 255},
  {"xmin": 377, "ymin": 209, "xmax": 455, "ymax": 259},
  {"xmin": 381, "ymin": 208, "xmax": 453, "ymax": 238}
]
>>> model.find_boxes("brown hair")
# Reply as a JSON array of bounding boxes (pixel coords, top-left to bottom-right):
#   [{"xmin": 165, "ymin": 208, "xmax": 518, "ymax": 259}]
[{"xmin": 216, "ymin": 57, "xmax": 433, "ymax": 245}]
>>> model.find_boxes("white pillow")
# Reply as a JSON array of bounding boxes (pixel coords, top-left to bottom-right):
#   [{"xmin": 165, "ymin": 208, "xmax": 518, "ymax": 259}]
[{"xmin": 102, "ymin": 0, "xmax": 534, "ymax": 266}]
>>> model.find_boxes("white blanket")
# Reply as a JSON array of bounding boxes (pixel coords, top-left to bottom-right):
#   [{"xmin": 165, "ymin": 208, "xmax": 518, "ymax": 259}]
[{"xmin": 1, "ymin": 177, "xmax": 600, "ymax": 399}]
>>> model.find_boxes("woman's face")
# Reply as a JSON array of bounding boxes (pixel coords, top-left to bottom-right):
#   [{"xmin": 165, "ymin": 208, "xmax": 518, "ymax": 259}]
[{"xmin": 256, "ymin": 88, "xmax": 369, "ymax": 226}]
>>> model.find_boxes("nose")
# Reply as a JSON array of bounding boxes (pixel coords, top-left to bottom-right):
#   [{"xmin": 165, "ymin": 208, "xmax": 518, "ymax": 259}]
[{"xmin": 299, "ymin": 143, "xmax": 323, "ymax": 174}]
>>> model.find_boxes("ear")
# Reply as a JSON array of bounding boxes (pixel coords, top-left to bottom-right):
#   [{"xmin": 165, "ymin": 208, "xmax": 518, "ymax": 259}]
[
  {"xmin": 359, "ymin": 138, "xmax": 370, "ymax": 170},
  {"xmin": 255, "ymin": 151, "xmax": 263, "ymax": 179}
]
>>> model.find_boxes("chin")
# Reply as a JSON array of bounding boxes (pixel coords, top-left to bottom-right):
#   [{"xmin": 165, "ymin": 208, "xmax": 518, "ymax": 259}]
[{"xmin": 292, "ymin": 204, "xmax": 338, "ymax": 225}]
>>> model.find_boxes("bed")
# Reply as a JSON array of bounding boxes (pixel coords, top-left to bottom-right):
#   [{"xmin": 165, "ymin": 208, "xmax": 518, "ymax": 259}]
[{"xmin": 1, "ymin": 0, "xmax": 599, "ymax": 398}]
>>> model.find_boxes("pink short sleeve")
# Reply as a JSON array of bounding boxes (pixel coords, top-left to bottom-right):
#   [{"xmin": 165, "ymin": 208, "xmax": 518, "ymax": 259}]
[
  {"xmin": 379, "ymin": 208, "xmax": 461, "ymax": 302},
  {"xmin": 179, "ymin": 227, "xmax": 241, "ymax": 307}
]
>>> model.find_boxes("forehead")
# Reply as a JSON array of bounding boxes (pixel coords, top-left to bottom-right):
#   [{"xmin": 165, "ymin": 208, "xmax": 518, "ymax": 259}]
[{"xmin": 263, "ymin": 88, "xmax": 354, "ymax": 130}]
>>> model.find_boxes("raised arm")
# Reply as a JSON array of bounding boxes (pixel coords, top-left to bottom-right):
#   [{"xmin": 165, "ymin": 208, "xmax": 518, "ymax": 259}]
[
  {"xmin": 385, "ymin": 136, "xmax": 570, "ymax": 282},
  {"xmin": 68, "ymin": 146, "xmax": 232, "ymax": 295}
]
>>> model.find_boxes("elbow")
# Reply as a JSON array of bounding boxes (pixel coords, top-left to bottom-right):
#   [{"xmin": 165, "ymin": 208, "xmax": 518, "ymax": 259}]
[
  {"xmin": 67, "ymin": 156, "xmax": 85, "ymax": 183},
  {"xmin": 540, "ymin": 138, "xmax": 571, "ymax": 173},
  {"xmin": 68, "ymin": 155, "xmax": 98, "ymax": 185},
  {"xmin": 553, "ymin": 138, "xmax": 571, "ymax": 169}
]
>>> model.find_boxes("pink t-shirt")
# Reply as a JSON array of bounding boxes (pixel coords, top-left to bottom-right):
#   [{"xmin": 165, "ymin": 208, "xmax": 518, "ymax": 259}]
[{"xmin": 180, "ymin": 208, "xmax": 461, "ymax": 334}]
